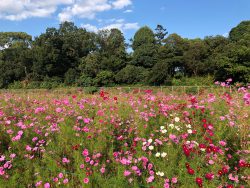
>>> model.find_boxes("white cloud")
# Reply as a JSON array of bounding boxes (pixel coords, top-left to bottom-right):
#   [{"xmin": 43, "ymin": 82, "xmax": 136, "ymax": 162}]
[
  {"xmin": 0, "ymin": 0, "xmax": 73, "ymax": 21},
  {"xmin": 0, "ymin": 0, "xmax": 132, "ymax": 21},
  {"xmin": 124, "ymin": 9, "xmax": 133, "ymax": 13},
  {"xmin": 58, "ymin": 0, "xmax": 112, "ymax": 22},
  {"xmin": 59, "ymin": 0, "xmax": 132, "ymax": 22},
  {"xmin": 81, "ymin": 23, "xmax": 98, "ymax": 32},
  {"xmin": 123, "ymin": 22, "xmax": 139, "ymax": 30},
  {"xmin": 112, "ymin": 0, "xmax": 132, "ymax": 9},
  {"xmin": 82, "ymin": 19, "xmax": 139, "ymax": 33}
]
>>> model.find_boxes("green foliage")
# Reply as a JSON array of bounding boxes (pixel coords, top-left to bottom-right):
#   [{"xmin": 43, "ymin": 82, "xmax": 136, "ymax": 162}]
[
  {"xmin": 0, "ymin": 20, "xmax": 249, "ymax": 88},
  {"xmin": 148, "ymin": 62, "xmax": 171, "ymax": 85},
  {"xmin": 64, "ymin": 68, "xmax": 79, "ymax": 86},
  {"xmin": 132, "ymin": 26, "xmax": 157, "ymax": 68},
  {"xmin": 229, "ymin": 20, "xmax": 250, "ymax": 42},
  {"xmin": 172, "ymin": 76, "xmax": 214, "ymax": 86},
  {"xmin": 83, "ymin": 86, "xmax": 99, "ymax": 94},
  {"xmin": 94, "ymin": 71, "xmax": 114, "ymax": 86},
  {"xmin": 0, "ymin": 32, "xmax": 32, "ymax": 48},
  {"xmin": 77, "ymin": 74, "xmax": 93, "ymax": 87},
  {"xmin": 115, "ymin": 65, "xmax": 149, "ymax": 84}
]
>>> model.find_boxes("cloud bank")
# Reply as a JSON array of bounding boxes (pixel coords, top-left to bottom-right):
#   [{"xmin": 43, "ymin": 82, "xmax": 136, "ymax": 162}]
[{"xmin": 0, "ymin": 0, "xmax": 132, "ymax": 21}]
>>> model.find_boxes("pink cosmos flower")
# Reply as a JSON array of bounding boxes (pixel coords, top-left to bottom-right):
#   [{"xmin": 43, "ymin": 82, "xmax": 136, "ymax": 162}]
[
  {"xmin": 0, "ymin": 167, "xmax": 5, "ymax": 175},
  {"xmin": 82, "ymin": 149, "xmax": 89, "ymax": 156},
  {"xmin": 63, "ymin": 178, "xmax": 69, "ymax": 184},
  {"xmin": 208, "ymin": 160, "xmax": 214, "ymax": 165},
  {"xmin": 56, "ymin": 107, "xmax": 62, "ymax": 113},
  {"xmin": 221, "ymin": 82, "xmax": 226, "ymax": 87},
  {"xmin": 35, "ymin": 181, "xmax": 42, "ymax": 187},
  {"xmin": 85, "ymin": 157, "xmax": 90, "ymax": 163},
  {"xmin": 26, "ymin": 145, "xmax": 32, "ymax": 151},
  {"xmin": 147, "ymin": 163, "xmax": 153, "ymax": 170},
  {"xmin": 10, "ymin": 153, "xmax": 16, "ymax": 159},
  {"xmin": 124, "ymin": 170, "xmax": 131, "ymax": 177},
  {"xmin": 62, "ymin": 157, "xmax": 70, "ymax": 164},
  {"xmin": 220, "ymin": 116, "xmax": 225, "ymax": 121},
  {"xmin": 100, "ymin": 167, "xmax": 105, "ymax": 174},
  {"xmin": 229, "ymin": 173, "xmax": 239, "ymax": 183},
  {"xmin": 219, "ymin": 140, "xmax": 227, "ymax": 147},
  {"xmin": 58, "ymin": 173, "xmax": 63, "ymax": 178},
  {"xmin": 214, "ymin": 81, "xmax": 220, "ymax": 85},
  {"xmin": 131, "ymin": 166, "xmax": 138, "ymax": 171},
  {"xmin": 80, "ymin": 164, "xmax": 85, "ymax": 169},
  {"xmin": 0, "ymin": 156, "xmax": 5, "ymax": 162},
  {"xmin": 172, "ymin": 177, "xmax": 178, "ymax": 183},
  {"xmin": 44, "ymin": 183, "xmax": 50, "ymax": 188},
  {"xmin": 146, "ymin": 175, "xmax": 154, "ymax": 183},
  {"xmin": 84, "ymin": 118, "xmax": 91, "ymax": 124},
  {"xmin": 83, "ymin": 178, "xmax": 89, "ymax": 184}
]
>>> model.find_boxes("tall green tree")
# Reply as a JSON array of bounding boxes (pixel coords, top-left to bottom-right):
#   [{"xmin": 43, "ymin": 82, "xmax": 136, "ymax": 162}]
[
  {"xmin": 229, "ymin": 21, "xmax": 250, "ymax": 42},
  {"xmin": 0, "ymin": 32, "xmax": 32, "ymax": 87},
  {"xmin": 132, "ymin": 26, "xmax": 157, "ymax": 68}
]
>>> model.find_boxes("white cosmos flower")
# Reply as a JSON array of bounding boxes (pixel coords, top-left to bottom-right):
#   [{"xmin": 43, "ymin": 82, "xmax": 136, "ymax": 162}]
[
  {"xmin": 148, "ymin": 139, "xmax": 153, "ymax": 143},
  {"xmin": 187, "ymin": 129, "xmax": 192, "ymax": 134},
  {"xmin": 161, "ymin": 129, "xmax": 167, "ymax": 134},
  {"xmin": 148, "ymin": 145, "xmax": 154, "ymax": 150},
  {"xmin": 174, "ymin": 117, "xmax": 180, "ymax": 122},
  {"xmin": 186, "ymin": 124, "xmax": 192, "ymax": 128},
  {"xmin": 161, "ymin": 152, "xmax": 167, "ymax": 158},
  {"xmin": 143, "ymin": 142, "xmax": 147, "ymax": 145},
  {"xmin": 156, "ymin": 171, "xmax": 164, "ymax": 176},
  {"xmin": 160, "ymin": 126, "xmax": 165, "ymax": 130},
  {"xmin": 155, "ymin": 152, "xmax": 160, "ymax": 157},
  {"xmin": 200, "ymin": 148, "xmax": 206, "ymax": 152},
  {"xmin": 169, "ymin": 124, "xmax": 174, "ymax": 129},
  {"xmin": 175, "ymin": 126, "xmax": 180, "ymax": 131}
]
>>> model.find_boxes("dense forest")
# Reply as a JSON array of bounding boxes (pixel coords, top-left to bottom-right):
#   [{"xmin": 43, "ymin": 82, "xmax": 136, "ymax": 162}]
[{"xmin": 0, "ymin": 21, "xmax": 249, "ymax": 89}]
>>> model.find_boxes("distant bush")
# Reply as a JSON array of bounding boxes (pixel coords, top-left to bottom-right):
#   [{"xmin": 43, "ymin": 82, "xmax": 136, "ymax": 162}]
[
  {"xmin": 115, "ymin": 65, "xmax": 149, "ymax": 84},
  {"xmin": 7, "ymin": 81, "xmax": 23, "ymax": 89},
  {"xmin": 94, "ymin": 71, "xmax": 114, "ymax": 87},
  {"xmin": 185, "ymin": 86, "xmax": 199, "ymax": 94},
  {"xmin": 172, "ymin": 75, "xmax": 214, "ymax": 86},
  {"xmin": 84, "ymin": 86, "xmax": 99, "ymax": 94}
]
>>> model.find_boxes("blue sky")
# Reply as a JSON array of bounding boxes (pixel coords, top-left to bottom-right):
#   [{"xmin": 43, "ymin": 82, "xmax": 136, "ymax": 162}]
[{"xmin": 0, "ymin": 0, "xmax": 250, "ymax": 41}]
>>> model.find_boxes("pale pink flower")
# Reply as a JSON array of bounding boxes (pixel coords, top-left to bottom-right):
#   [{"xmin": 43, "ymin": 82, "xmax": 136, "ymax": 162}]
[
  {"xmin": 44, "ymin": 183, "xmax": 50, "ymax": 188},
  {"xmin": 63, "ymin": 178, "xmax": 69, "ymax": 184},
  {"xmin": 100, "ymin": 167, "xmax": 105, "ymax": 174},
  {"xmin": 172, "ymin": 177, "xmax": 178, "ymax": 183},
  {"xmin": 124, "ymin": 170, "xmax": 131, "ymax": 177},
  {"xmin": 80, "ymin": 164, "xmax": 85, "ymax": 169},
  {"xmin": 146, "ymin": 175, "xmax": 154, "ymax": 183},
  {"xmin": 35, "ymin": 181, "xmax": 42, "ymax": 187},
  {"xmin": 58, "ymin": 173, "xmax": 63, "ymax": 178}
]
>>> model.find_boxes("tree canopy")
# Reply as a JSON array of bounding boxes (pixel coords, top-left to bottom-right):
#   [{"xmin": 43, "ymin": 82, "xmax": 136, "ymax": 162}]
[{"xmin": 0, "ymin": 20, "xmax": 249, "ymax": 88}]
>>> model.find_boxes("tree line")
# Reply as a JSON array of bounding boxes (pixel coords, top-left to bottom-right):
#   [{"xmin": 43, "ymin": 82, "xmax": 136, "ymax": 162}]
[{"xmin": 0, "ymin": 21, "xmax": 249, "ymax": 88}]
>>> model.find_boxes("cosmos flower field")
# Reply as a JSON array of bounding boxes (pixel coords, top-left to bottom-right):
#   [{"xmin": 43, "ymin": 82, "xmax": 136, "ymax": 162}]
[{"xmin": 0, "ymin": 86, "xmax": 249, "ymax": 188}]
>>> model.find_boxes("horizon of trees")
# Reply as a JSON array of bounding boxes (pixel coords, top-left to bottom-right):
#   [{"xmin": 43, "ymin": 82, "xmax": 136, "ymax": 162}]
[{"xmin": 0, "ymin": 20, "xmax": 249, "ymax": 88}]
